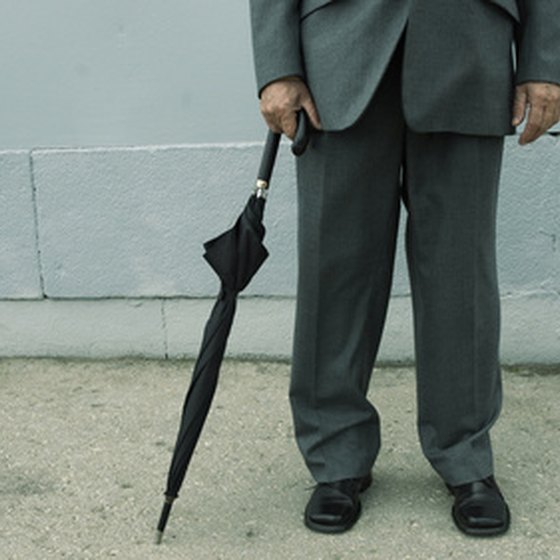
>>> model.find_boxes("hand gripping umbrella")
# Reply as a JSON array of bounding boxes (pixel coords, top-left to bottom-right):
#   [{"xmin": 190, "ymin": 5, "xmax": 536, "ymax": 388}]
[{"xmin": 156, "ymin": 113, "xmax": 309, "ymax": 544}]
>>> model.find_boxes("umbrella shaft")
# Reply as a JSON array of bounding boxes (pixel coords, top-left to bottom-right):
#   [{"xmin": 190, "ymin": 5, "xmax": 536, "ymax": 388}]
[{"xmin": 257, "ymin": 131, "xmax": 281, "ymax": 185}]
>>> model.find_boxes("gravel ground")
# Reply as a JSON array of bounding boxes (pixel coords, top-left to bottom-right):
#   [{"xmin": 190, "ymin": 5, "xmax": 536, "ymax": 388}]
[{"xmin": 1, "ymin": 358, "xmax": 559, "ymax": 559}]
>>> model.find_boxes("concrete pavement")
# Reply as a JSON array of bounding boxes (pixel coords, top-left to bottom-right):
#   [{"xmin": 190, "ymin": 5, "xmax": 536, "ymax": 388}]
[{"xmin": 1, "ymin": 358, "xmax": 559, "ymax": 559}]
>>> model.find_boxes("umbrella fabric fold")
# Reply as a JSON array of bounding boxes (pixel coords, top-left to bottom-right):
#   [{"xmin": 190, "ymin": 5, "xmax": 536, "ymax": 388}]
[{"xmin": 156, "ymin": 114, "xmax": 309, "ymax": 544}]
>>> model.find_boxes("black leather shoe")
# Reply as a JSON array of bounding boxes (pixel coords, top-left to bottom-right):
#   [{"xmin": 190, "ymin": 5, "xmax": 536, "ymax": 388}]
[
  {"xmin": 448, "ymin": 476, "xmax": 510, "ymax": 536},
  {"xmin": 304, "ymin": 473, "xmax": 372, "ymax": 534}
]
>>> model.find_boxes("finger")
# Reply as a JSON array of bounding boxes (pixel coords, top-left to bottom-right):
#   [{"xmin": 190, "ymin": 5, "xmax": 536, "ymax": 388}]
[
  {"xmin": 519, "ymin": 119, "xmax": 543, "ymax": 145},
  {"xmin": 280, "ymin": 111, "xmax": 298, "ymax": 139},
  {"xmin": 265, "ymin": 119, "xmax": 283, "ymax": 134},
  {"xmin": 300, "ymin": 97, "xmax": 323, "ymax": 130},
  {"xmin": 261, "ymin": 109, "xmax": 282, "ymax": 132},
  {"xmin": 541, "ymin": 102, "xmax": 559, "ymax": 135},
  {"xmin": 512, "ymin": 87, "xmax": 528, "ymax": 127},
  {"xmin": 260, "ymin": 101, "xmax": 283, "ymax": 133},
  {"xmin": 519, "ymin": 102, "xmax": 545, "ymax": 145}
]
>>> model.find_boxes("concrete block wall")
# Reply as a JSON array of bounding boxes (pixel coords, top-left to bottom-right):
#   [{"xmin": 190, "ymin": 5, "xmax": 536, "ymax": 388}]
[{"xmin": 0, "ymin": 137, "xmax": 559, "ymax": 363}]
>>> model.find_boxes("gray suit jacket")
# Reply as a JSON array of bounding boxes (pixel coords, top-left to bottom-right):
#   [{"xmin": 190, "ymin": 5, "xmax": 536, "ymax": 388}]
[{"xmin": 249, "ymin": 0, "xmax": 560, "ymax": 135}]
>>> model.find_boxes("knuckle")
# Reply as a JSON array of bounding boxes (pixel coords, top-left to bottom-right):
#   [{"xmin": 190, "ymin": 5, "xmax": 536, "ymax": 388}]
[
  {"xmin": 533, "ymin": 94, "xmax": 548, "ymax": 104},
  {"xmin": 261, "ymin": 107, "xmax": 274, "ymax": 119}
]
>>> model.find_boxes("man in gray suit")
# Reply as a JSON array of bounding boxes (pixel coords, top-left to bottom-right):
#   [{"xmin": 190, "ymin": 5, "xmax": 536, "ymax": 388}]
[{"xmin": 249, "ymin": 0, "xmax": 560, "ymax": 536}]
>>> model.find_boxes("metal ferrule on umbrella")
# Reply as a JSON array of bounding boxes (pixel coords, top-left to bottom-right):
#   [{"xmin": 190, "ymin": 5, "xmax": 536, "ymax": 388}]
[{"xmin": 156, "ymin": 113, "xmax": 309, "ymax": 544}]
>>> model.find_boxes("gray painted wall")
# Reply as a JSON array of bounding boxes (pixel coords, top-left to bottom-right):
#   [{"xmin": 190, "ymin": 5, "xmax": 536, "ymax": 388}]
[
  {"xmin": 0, "ymin": 2, "xmax": 558, "ymax": 362},
  {"xmin": 0, "ymin": 0, "xmax": 262, "ymax": 148}
]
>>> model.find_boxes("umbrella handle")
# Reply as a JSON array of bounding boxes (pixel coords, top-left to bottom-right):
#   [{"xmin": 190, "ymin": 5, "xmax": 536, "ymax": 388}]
[
  {"xmin": 256, "ymin": 111, "xmax": 310, "ymax": 186},
  {"xmin": 291, "ymin": 110, "xmax": 310, "ymax": 156}
]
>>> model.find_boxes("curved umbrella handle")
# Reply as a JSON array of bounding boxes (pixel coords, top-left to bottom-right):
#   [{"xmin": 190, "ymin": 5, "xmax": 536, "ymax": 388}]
[
  {"xmin": 256, "ymin": 111, "xmax": 310, "ymax": 188},
  {"xmin": 291, "ymin": 110, "xmax": 310, "ymax": 156}
]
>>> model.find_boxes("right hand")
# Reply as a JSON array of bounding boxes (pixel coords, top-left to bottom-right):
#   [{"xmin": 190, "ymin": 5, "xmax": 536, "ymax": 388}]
[{"xmin": 260, "ymin": 76, "xmax": 322, "ymax": 139}]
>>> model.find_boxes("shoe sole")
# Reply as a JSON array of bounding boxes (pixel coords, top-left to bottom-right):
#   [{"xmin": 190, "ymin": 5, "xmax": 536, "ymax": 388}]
[{"xmin": 451, "ymin": 503, "xmax": 511, "ymax": 537}]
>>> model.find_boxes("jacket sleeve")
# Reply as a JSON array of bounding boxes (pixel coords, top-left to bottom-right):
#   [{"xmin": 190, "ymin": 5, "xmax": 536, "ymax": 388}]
[
  {"xmin": 249, "ymin": 0, "xmax": 304, "ymax": 96},
  {"xmin": 516, "ymin": 0, "xmax": 560, "ymax": 84}
]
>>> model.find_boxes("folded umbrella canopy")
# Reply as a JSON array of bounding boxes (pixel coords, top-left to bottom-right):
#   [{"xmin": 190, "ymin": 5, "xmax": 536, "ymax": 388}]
[{"xmin": 156, "ymin": 114, "xmax": 309, "ymax": 544}]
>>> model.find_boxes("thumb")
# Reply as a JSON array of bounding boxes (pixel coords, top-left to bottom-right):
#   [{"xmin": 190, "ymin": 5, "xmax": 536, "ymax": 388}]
[{"xmin": 512, "ymin": 86, "xmax": 528, "ymax": 127}]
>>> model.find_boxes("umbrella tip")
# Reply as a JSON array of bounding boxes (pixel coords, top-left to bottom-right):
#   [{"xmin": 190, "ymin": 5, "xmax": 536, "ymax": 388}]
[{"xmin": 156, "ymin": 495, "xmax": 175, "ymax": 544}]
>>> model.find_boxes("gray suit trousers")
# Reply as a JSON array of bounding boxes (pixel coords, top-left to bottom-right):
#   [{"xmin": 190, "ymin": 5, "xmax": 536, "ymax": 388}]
[{"xmin": 291, "ymin": 43, "xmax": 504, "ymax": 486}]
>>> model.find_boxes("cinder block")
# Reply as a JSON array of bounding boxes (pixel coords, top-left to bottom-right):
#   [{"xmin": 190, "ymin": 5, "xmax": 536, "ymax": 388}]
[
  {"xmin": 501, "ymin": 292, "xmax": 560, "ymax": 363},
  {"xmin": 32, "ymin": 143, "xmax": 298, "ymax": 298},
  {"xmin": 498, "ymin": 136, "xmax": 560, "ymax": 293},
  {"xmin": 164, "ymin": 298, "xmax": 215, "ymax": 358},
  {"xmin": 0, "ymin": 151, "xmax": 42, "ymax": 298},
  {"xmin": 0, "ymin": 299, "xmax": 164, "ymax": 358},
  {"xmin": 165, "ymin": 297, "xmax": 296, "ymax": 360}
]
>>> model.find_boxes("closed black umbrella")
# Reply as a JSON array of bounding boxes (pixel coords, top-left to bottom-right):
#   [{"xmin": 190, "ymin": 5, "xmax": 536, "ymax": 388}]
[{"xmin": 156, "ymin": 113, "xmax": 309, "ymax": 544}]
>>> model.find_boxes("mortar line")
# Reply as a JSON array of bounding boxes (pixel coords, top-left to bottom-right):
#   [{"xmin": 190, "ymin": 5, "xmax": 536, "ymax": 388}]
[
  {"xmin": 28, "ymin": 151, "xmax": 46, "ymax": 298},
  {"xmin": 160, "ymin": 299, "xmax": 169, "ymax": 359}
]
